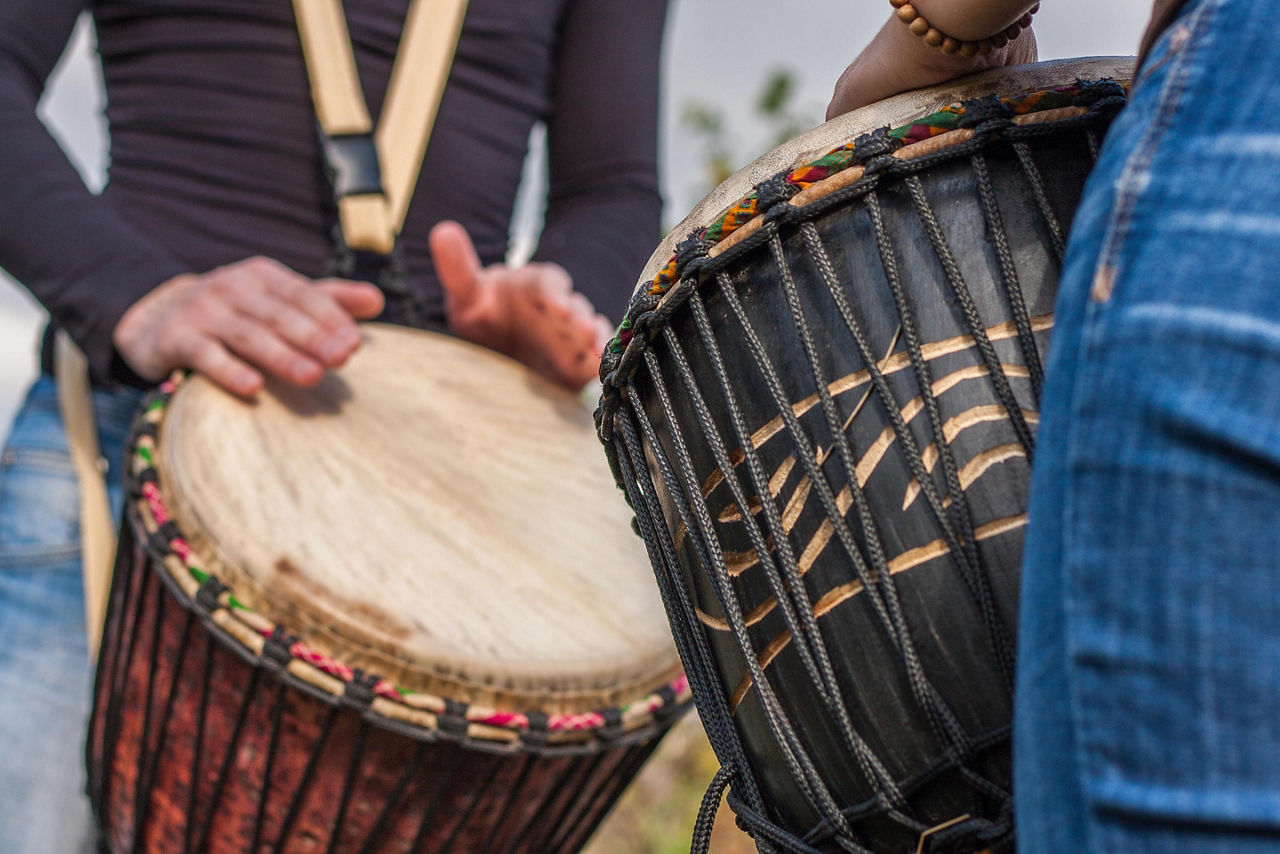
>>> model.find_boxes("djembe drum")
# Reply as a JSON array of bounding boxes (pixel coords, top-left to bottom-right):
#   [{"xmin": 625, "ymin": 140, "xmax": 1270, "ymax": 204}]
[
  {"xmin": 88, "ymin": 324, "xmax": 690, "ymax": 853},
  {"xmin": 596, "ymin": 58, "xmax": 1132, "ymax": 853}
]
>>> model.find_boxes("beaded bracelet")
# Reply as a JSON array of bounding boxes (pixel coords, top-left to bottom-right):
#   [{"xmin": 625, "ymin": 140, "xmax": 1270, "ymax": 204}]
[{"xmin": 890, "ymin": 0, "xmax": 1039, "ymax": 56}]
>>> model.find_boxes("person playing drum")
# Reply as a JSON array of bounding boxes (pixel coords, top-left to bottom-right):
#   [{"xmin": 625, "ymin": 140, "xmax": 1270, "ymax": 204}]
[
  {"xmin": 0, "ymin": 1, "xmax": 668, "ymax": 850},
  {"xmin": 832, "ymin": 1, "xmax": 1280, "ymax": 852}
]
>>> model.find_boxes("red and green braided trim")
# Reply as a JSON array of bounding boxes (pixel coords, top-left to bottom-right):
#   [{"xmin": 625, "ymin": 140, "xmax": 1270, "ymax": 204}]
[
  {"xmin": 609, "ymin": 84, "xmax": 1086, "ymax": 355},
  {"xmin": 135, "ymin": 377, "xmax": 689, "ymax": 738}
]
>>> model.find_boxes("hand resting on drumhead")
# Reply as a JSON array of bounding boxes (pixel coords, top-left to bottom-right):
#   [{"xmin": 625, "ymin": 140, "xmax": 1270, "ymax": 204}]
[
  {"xmin": 112, "ymin": 256, "xmax": 385, "ymax": 399},
  {"xmin": 430, "ymin": 220, "xmax": 613, "ymax": 391},
  {"xmin": 827, "ymin": 0, "xmax": 1038, "ymax": 118}
]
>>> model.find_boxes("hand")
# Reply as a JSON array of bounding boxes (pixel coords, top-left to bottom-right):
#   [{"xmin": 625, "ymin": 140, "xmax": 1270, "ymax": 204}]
[
  {"xmin": 827, "ymin": 14, "xmax": 1037, "ymax": 119},
  {"xmin": 430, "ymin": 220, "xmax": 613, "ymax": 391},
  {"xmin": 113, "ymin": 256, "xmax": 385, "ymax": 398}
]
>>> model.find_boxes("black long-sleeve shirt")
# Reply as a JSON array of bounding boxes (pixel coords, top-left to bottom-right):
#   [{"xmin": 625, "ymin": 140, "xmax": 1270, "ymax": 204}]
[{"xmin": 0, "ymin": 0, "xmax": 666, "ymax": 385}]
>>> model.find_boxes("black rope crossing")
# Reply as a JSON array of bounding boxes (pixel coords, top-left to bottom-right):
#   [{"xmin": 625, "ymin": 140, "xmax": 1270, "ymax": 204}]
[
  {"xmin": 1012, "ymin": 141, "xmax": 1067, "ymax": 265},
  {"xmin": 903, "ymin": 174, "xmax": 1036, "ymax": 461},
  {"xmin": 645, "ymin": 335, "xmax": 871, "ymax": 849},
  {"xmin": 777, "ymin": 228, "xmax": 975, "ymax": 760},
  {"xmin": 972, "ymin": 150, "xmax": 1047, "ymax": 404},
  {"xmin": 870, "ymin": 188, "xmax": 1019, "ymax": 692},
  {"xmin": 642, "ymin": 337, "xmax": 867, "ymax": 849},
  {"xmin": 615, "ymin": 397, "xmax": 779, "ymax": 854}
]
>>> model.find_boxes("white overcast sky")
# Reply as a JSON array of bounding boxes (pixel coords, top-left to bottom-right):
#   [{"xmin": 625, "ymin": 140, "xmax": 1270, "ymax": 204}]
[{"xmin": 0, "ymin": 1, "xmax": 1150, "ymax": 430}]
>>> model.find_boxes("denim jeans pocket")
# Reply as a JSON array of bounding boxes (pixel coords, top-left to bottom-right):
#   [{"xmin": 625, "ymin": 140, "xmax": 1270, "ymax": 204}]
[{"xmin": 0, "ymin": 445, "xmax": 81, "ymax": 569}]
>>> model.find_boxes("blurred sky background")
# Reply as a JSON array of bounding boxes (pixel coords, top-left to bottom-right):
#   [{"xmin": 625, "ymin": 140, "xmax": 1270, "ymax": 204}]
[{"xmin": 0, "ymin": 1, "xmax": 1149, "ymax": 432}]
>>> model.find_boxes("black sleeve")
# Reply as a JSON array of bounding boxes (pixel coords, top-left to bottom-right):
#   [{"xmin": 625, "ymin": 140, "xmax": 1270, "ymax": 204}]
[
  {"xmin": 531, "ymin": 0, "xmax": 668, "ymax": 325},
  {"xmin": 0, "ymin": 3, "xmax": 189, "ymax": 386}
]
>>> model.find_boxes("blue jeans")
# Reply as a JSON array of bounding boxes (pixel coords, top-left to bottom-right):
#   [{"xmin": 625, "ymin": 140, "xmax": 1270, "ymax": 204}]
[
  {"xmin": 1015, "ymin": 0, "xmax": 1280, "ymax": 850},
  {"xmin": 0, "ymin": 376, "xmax": 140, "ymax": 854}
]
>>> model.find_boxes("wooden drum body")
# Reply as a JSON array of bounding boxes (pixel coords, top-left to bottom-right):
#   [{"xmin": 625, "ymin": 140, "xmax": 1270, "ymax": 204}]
[
  {"xmin": 89, "ymin": 325, "xmax": 689, "ymax": 853},
  {"xmin": 596, "ymin": 60, "xmax": 1132, "ymax": 852}
]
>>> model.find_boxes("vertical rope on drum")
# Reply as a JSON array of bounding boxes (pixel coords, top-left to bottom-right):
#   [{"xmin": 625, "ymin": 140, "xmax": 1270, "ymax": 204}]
[
  {"xmin": 530, "ymin": 752, "xmax": 605, "ymax": 849},
  {"xmin": 478, "ymin": 753, "xmax": 536, "ymax": 854},
  {"xmin": 617, "ymin": 398, "xmax": 762, "ymax": 771},
  {"xmin": 129, "ymin": 566, "xmax": 167, "ymax": 851},
  {"xmin": 134, "ymin": 605, "xmax": 196, "ymax": 846},
  {"xmin": 1012, "ymin": 141, "xmax": 1067, "ymax": 264},
  {"xmin": 357, "ymin": 739, "xmax": 432, "ymax": 854},
  {"xmin": 408, "ymin": 743, "xmax": 467, "ymax": 854},
  {"xmin": 181, "ymin": 637, "xmax": 214, "ymax": 854},
  {"xmin": 782, "ymin": 227, "xmax": 971, "ymax": 758},
  {"xmin": 688, "ymin": 276, "xmax": 908, "ymax": 810},
  {"xmin": 660, "ymin": 305, "xmax": 829, "ymax": 705},
  {"xmin": 273, "ymin": 703, "xmax": 341, "ymax": 852},
  {"xmin": 439, "ymin": 755, "xmax": 505, "ymax": 854},
  {"xmin": 904, "ymin": 174, "xmax": 1035, "ymax": 459},
  {"xmin": 876, "ymin": 186, "xmax": 1017, "ymax": 690},
  {"xmin": 616, "ymin": 397, "xmax": 777, "ymax": 852},
  {"xmin": 89, "ymin": 535, "xmax": 133, "ymax": 819},
  {"xmin": 562, "ymin": 744, "xmax": 662, "ymax": 852},
  {"xmin": 1085, "ymin": 128, "xmax": 1100, "ymax": 162},
  {"xmin": 191, "ymin": 667, "xmax": 263, "ymax": 854},
  {"xmin": 645, "ymin": 334, "xmax": 867, "ymax": 845},
  {"xmin": 511, "ymin": 752, "xmax": 595, "ymax": 851},
  {"xmin": 327, "ymin": 714, "xmax": 371, "ymax": 854},
  {"xmin": 100, "ymin": 542, "xmax": 150, "ymax": 849},
  {"xmin": 249, "ymin": 681, "xmax": 289, "ymax": 853},
  {"xmin": 972, "ymin": 151, "xmax": 1046, "ymax": 404}
]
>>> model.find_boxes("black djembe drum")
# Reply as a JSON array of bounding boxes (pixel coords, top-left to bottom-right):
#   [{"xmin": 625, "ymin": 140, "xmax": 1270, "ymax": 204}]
[{"xmin": 596, "ymin": 58, "xmax": 1132, "ymax": 853}]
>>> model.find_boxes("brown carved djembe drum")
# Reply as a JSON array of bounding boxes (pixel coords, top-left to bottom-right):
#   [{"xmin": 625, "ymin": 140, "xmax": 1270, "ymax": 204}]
[
  {"xmin": 88, "ymin": 324, "xmax": 690, "ymax": 852},
  {"xmin": 596, "ymin": 59, "xmax": 1132, "ymax": 853}
]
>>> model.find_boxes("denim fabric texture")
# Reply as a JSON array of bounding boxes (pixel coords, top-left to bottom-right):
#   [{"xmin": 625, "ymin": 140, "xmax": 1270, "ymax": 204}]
[
  {"xmin": 0, "ymin": 376, "xmax": 140, "ymax": 853},
  {"xmin": 1015, "ymin": 0, "xmax": 1280, "ymax": 850}
]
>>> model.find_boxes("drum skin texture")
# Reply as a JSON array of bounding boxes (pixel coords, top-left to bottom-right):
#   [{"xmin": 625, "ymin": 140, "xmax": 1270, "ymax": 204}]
[
  {"xmin": 88, "ymin": 326, "xmax": 689, "ymax": 853},
  {"xmin": 596, "ymin": 59, "xmax": 1132, "ymax": 853}
]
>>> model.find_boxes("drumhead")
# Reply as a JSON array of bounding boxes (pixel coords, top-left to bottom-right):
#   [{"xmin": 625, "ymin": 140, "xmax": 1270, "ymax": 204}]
[
  {"xmin": 154, "ymin": 324, "xmax": 679, "ymax": 712},
  {"xmin": 637, "ymin": 56, "xmax": 1134, "ymax": 292}
]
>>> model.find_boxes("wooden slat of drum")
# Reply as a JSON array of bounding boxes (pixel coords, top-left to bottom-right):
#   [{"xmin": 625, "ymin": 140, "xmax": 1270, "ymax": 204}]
[
  {"xmin": 157, "ymin": 324, "xmax": 678, "ymax": 713},
  {"xmin": 636, "ymin": 56, "xmax": 1135, "ymax": 292}
]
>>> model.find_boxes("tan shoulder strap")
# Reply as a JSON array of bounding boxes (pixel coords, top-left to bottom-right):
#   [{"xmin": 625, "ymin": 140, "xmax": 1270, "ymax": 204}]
[
  {"xmin": 55, "ymin": 332, "xmax": 116, "ymax": 659},
  {"xmin": 292, "ymin": 0, "xmax": 469, "ymax": 252}
]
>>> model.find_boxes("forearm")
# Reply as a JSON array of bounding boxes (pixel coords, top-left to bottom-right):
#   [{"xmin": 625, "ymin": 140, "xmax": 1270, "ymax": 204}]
[
  {"xmin": 909, "ymin": 0, "xmax": 1040, "ymax": 41},
  {"xmin": 533, "ymin": 0, "xmax": 667, "ymax": 324},
  {"xmin": 0, "ymin": 8, "xmax": 189, "ymax": 385},
  {"xmin": 828, "ymin": 12, "xmax": 1036, "ymax": 118}
]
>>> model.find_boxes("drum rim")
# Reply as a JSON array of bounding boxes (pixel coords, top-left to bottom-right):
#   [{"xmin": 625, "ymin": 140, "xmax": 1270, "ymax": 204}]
[
  {"xmin": 597, "ymin": 59, "xmax": 1134, "ymax": 441},
  {"xmin": 123, "ymin": 377, "xmax": 691, "ymax": 752}
]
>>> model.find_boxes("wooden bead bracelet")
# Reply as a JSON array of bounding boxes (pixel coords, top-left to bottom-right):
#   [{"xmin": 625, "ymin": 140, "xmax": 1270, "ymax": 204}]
[{"xmin": 890, "ymin": 0, "xmax": 1039, "ymax": 56}]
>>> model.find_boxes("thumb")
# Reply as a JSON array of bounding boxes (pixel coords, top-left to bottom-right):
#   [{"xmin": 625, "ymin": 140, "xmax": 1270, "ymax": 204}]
[{"xmin": 430, "ymin": 220, "xmax": 484, "ymax": 313}]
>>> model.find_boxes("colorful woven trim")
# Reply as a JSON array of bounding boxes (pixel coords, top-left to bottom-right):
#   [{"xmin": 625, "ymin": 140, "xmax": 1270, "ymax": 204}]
[
  {"xmin": 130, "ymin": 375, "xmax": 690, "ymax": 744},
  {"xmin": 609, "ymin": 84, "xmax": 1091, "ymax": 356}
]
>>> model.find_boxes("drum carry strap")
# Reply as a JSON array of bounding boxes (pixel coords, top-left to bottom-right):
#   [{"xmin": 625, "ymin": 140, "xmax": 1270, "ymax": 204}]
[
  {"xmin": 292, "ymin": 0, "xmax": 470, "ymax": 253},
  {"xmin": 56, "ymin": 331, "xmax": 116, "ymax": 659}
]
